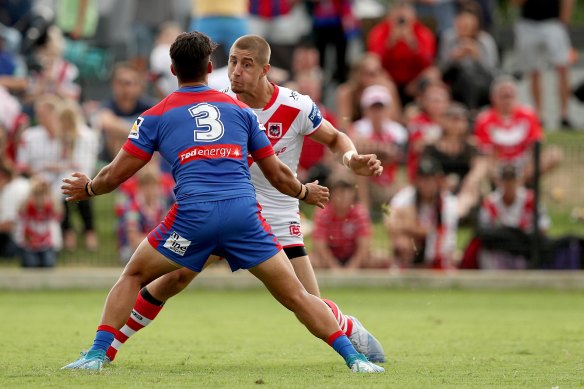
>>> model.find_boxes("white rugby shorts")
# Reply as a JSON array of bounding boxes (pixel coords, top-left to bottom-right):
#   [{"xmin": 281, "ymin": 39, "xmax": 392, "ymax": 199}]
[{"xmin": 262, "ymin": 207, "xmax": 304, "ymax": 248}]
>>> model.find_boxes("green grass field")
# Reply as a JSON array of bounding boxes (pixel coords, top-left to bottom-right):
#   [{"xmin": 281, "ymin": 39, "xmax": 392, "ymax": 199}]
[{"xmin": 1, "ymin": 288, "xmax": 583, "ymax": 388}]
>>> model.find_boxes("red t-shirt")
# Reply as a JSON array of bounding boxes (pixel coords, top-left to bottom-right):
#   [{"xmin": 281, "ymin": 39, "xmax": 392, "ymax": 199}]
[
  {"xmin": 312, "ymin": 203, "xmax": 371, "ymax": 262},
  {"xmin": 367, "ymin": 20, "xmax": 436, "ymax": 86},
  {"xmin": 474, "ymin": 106, "xmax": 542, "ymax": 162}
]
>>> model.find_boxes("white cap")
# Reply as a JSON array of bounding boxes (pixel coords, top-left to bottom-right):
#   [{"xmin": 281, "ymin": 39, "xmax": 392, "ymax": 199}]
[{"xmin": 361, "ymin": 85, "xmax": 392, "ymax": 108}]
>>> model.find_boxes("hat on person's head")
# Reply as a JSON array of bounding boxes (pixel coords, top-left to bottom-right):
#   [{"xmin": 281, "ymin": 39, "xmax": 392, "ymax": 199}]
[
  {"xmin": 361, "ymin": 85, "xmax": 392, "ymax": 109},
  {"xmin": 498, "ymin": 164, "xmax": 518, "ymax": 180},
  {"xmin": 416, "ymin": 157, "xmax": 443, "ymax": 177}
]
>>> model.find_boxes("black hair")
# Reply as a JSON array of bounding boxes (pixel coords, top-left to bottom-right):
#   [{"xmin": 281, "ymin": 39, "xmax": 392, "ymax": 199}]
[{"xmin": 170, "ymin": 31, "xmax": 217, "ymax": 83}]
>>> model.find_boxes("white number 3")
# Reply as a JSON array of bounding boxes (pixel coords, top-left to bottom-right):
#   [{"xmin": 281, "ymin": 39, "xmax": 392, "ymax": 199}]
[{"xmin": 188, "ymin": 103, "xmax": 225, "ymax": 142}]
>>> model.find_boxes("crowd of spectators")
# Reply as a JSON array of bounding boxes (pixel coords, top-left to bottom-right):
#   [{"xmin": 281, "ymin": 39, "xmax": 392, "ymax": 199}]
[{"xmin": 0, "ymin": 0, "xmax": 579, "ymax": 270}]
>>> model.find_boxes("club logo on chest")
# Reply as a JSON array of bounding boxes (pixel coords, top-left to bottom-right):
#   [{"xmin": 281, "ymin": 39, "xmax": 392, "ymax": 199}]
[{"xmin": 267, "ymin": 123, "xmax": 283, "ymax": 139}]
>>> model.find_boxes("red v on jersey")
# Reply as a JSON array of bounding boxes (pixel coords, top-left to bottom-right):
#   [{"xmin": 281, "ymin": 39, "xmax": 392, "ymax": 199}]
[{"xmin": 263, "ymin": 105, "xmax": 301, "ymax": 146}]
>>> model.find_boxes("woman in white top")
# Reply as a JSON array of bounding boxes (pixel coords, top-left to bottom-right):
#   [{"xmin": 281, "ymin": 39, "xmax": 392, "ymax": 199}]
[{"xmin": 57, "ymin": 99, "xmax": 99, "ymax": 251}]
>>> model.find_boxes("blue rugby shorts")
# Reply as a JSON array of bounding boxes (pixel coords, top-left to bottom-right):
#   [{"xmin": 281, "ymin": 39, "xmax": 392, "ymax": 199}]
[{"xmin": 147, "ymin": 196, "xmax": 282, "ymax": 272}]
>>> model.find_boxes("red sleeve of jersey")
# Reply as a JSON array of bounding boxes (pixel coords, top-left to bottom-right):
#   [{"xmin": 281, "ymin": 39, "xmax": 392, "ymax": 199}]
[
  {"xmin": 251, "ymin": 145, "xmax": 275, "ymax": 161},
  {"xmin": 122, "ymin": 140, "xmax": 153, "ymax": 161}
]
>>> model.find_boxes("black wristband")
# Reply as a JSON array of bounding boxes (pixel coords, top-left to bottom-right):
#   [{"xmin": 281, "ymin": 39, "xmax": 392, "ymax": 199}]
[
  {"xmin": 300, "ymin": 185, "xmax": 309, "ymax": 201},
  {"xmin": 84, "ymin": 182, "xmax": 93, "ymax": 197},
  {"xmin": 293, "ymin": 184, "xmax": 304, "ymax": 199},
  {"xmin": 89, "ymin": 181, "xmax": 97, "ymax": 196}
]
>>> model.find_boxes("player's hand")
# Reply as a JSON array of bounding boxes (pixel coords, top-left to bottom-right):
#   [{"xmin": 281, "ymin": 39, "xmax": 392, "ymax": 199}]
[
  {"xmin": 303, "ymin": 180, "xmax": 329, "ymax": 209},
  {"xmin": 61, "ymin": 172, "xmax": 91, "ymax": 202},
  {"xmin": 349, "ymin": 154, "xmax": 383, "ymax": 177}
]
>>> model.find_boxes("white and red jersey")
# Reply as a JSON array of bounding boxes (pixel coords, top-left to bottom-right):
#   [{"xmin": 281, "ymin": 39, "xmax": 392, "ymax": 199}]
[
  {"xmin": 18, "ymin": 199, "xmax": 60, "ymax": 251},
  {"xmin": 474, "ymin": 106, "xmax": 542, "ymax": 164},
  {"xmin": 479, "ymin": 187, "xmax": 550, "ymax": 232},
  {"xmin": 390, "ymin": 186, "xmax": 458, "ymax": 267},
  {"xmin": 224, "ymin": 84, "xmax": 323, "ymax": 246},
  {"xmin": 351, "ymin": 117, "xmax": 407, "ymax": 185}
]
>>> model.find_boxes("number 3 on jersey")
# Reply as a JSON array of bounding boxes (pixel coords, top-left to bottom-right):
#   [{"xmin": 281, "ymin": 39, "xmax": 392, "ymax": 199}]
[{"xmin": 188, "ymin": 103, "xmax": 225, "ymax": 142}]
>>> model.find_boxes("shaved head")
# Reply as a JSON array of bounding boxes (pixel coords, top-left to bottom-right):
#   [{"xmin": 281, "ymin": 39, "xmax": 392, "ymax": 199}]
[{"xmin": 231, "ymin": 35, "xmax": 271, "ymax": 65}]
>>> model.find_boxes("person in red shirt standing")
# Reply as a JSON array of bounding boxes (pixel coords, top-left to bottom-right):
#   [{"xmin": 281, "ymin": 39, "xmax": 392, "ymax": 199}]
[
  {"xmin": 311, "ymin": 176, "xmax": 373, "ymax": 269},
  {"xmin": 367, "ymin": 0, "xmax": 437, "ymax": 105},
  {"xmin": 474, "ymin": 76, "xmax": 562, "ymax": 181}
]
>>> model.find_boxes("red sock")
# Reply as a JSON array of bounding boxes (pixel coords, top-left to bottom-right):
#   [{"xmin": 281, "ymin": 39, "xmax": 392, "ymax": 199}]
[
  {"xmin": 322, "ymin": 298, "xmax": 353, "ymax": 337},
  {"xmin": 106, "ymin": 289, "xmax": 164, "ymax": 361}
]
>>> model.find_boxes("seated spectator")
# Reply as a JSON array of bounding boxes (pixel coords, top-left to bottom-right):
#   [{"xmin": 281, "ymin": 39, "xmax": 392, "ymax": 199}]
[
  {"xmin": 407, "ymin": 82, "xmax": 451, "ymax": 182},
  {"xmin": 367, "ymin": 0, "xmax": 437, "ymax": 105},
  {"xmin": 439, "ymin": 5, "xmax": 498, "ymax": 111},
  {"xmin": 423, "ymin": 103, "xmax": 488, "ymax": 196},
  {"xmin": 23, "ymin": 26, "xmax": 80, "ymax": 108},
  {"xmin": 98, "ymin": 63, "xmax": 156, "ymax": 162},
  {"xmin": 385, "ymin": 157, "xmax": 460, "ymax": 269},
  {"xmin": 474, "ymin": 76, "xmax": 562, "ymax": 182},
  {"xmin": 117, "ymin": 166, "xmax": 173, "ymax": 264},
  {"xmin": 311, "ymin": 175, "xmax": 374, "ymax": 269},
  {"xmin": 288, "ymin": 39, "xmax": 322, "ymax": 84},
  {"xmin": 17, "ymin": 176, "xmax": 63, "ymax": 268},
  {"xmin": 351, "ymin": 84, "xmax": 407, "ymax": 219},
  {"xmin": 335, "ymin": 53, "xmax": 401, "ymax": 131},
  {"xmin": 16, "ymin": 95, "xmax": 63, "ymax": 189},
  {"xmin": 57, "ymin": 99, "xmax": 99, "ymax": 251},
  {"xmin": 475, "ymin": 164, "xmax": 550, "ymax": 269},
  {"xmin": 0, "ymin": 163, "xmax": 30, "ymax": 258},
  {"xmin": 149, "ymin": 22, "xmax": 182, "ymax": 99}
]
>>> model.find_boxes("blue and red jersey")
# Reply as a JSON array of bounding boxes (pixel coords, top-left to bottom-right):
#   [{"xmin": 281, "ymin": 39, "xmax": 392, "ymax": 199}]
[
  {"xmin": 122, "ymin": 85, "xmax": 274, "ymax": 204},
  {"xmin": 249, "ymin": 0, "xmax": 292, "ymax": 18}
]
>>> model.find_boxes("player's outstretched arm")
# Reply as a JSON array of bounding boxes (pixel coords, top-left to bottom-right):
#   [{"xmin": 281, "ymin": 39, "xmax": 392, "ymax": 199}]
[
  {"xmin": 61, "ymin": 149, "xmax": 149, "ymax": 202},
  {"xmin": 255, "ymin": 154, "xmax": 329, "ymax": 208},
  {"xmin": 310, "ymin": 119, "xmax": 383, "ymax": 177}
]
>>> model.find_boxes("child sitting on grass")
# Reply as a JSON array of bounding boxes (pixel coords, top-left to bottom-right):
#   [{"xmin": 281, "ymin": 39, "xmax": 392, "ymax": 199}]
[{"xmin": 18, "ymin": 177, "xmax": 63, "ymax": 268}]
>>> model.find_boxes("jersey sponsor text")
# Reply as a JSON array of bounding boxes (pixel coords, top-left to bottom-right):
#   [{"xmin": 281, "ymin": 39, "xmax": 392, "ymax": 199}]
[{"xmin": 179, "ymin": 144, "xmax": 242, "ymax": 164}]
